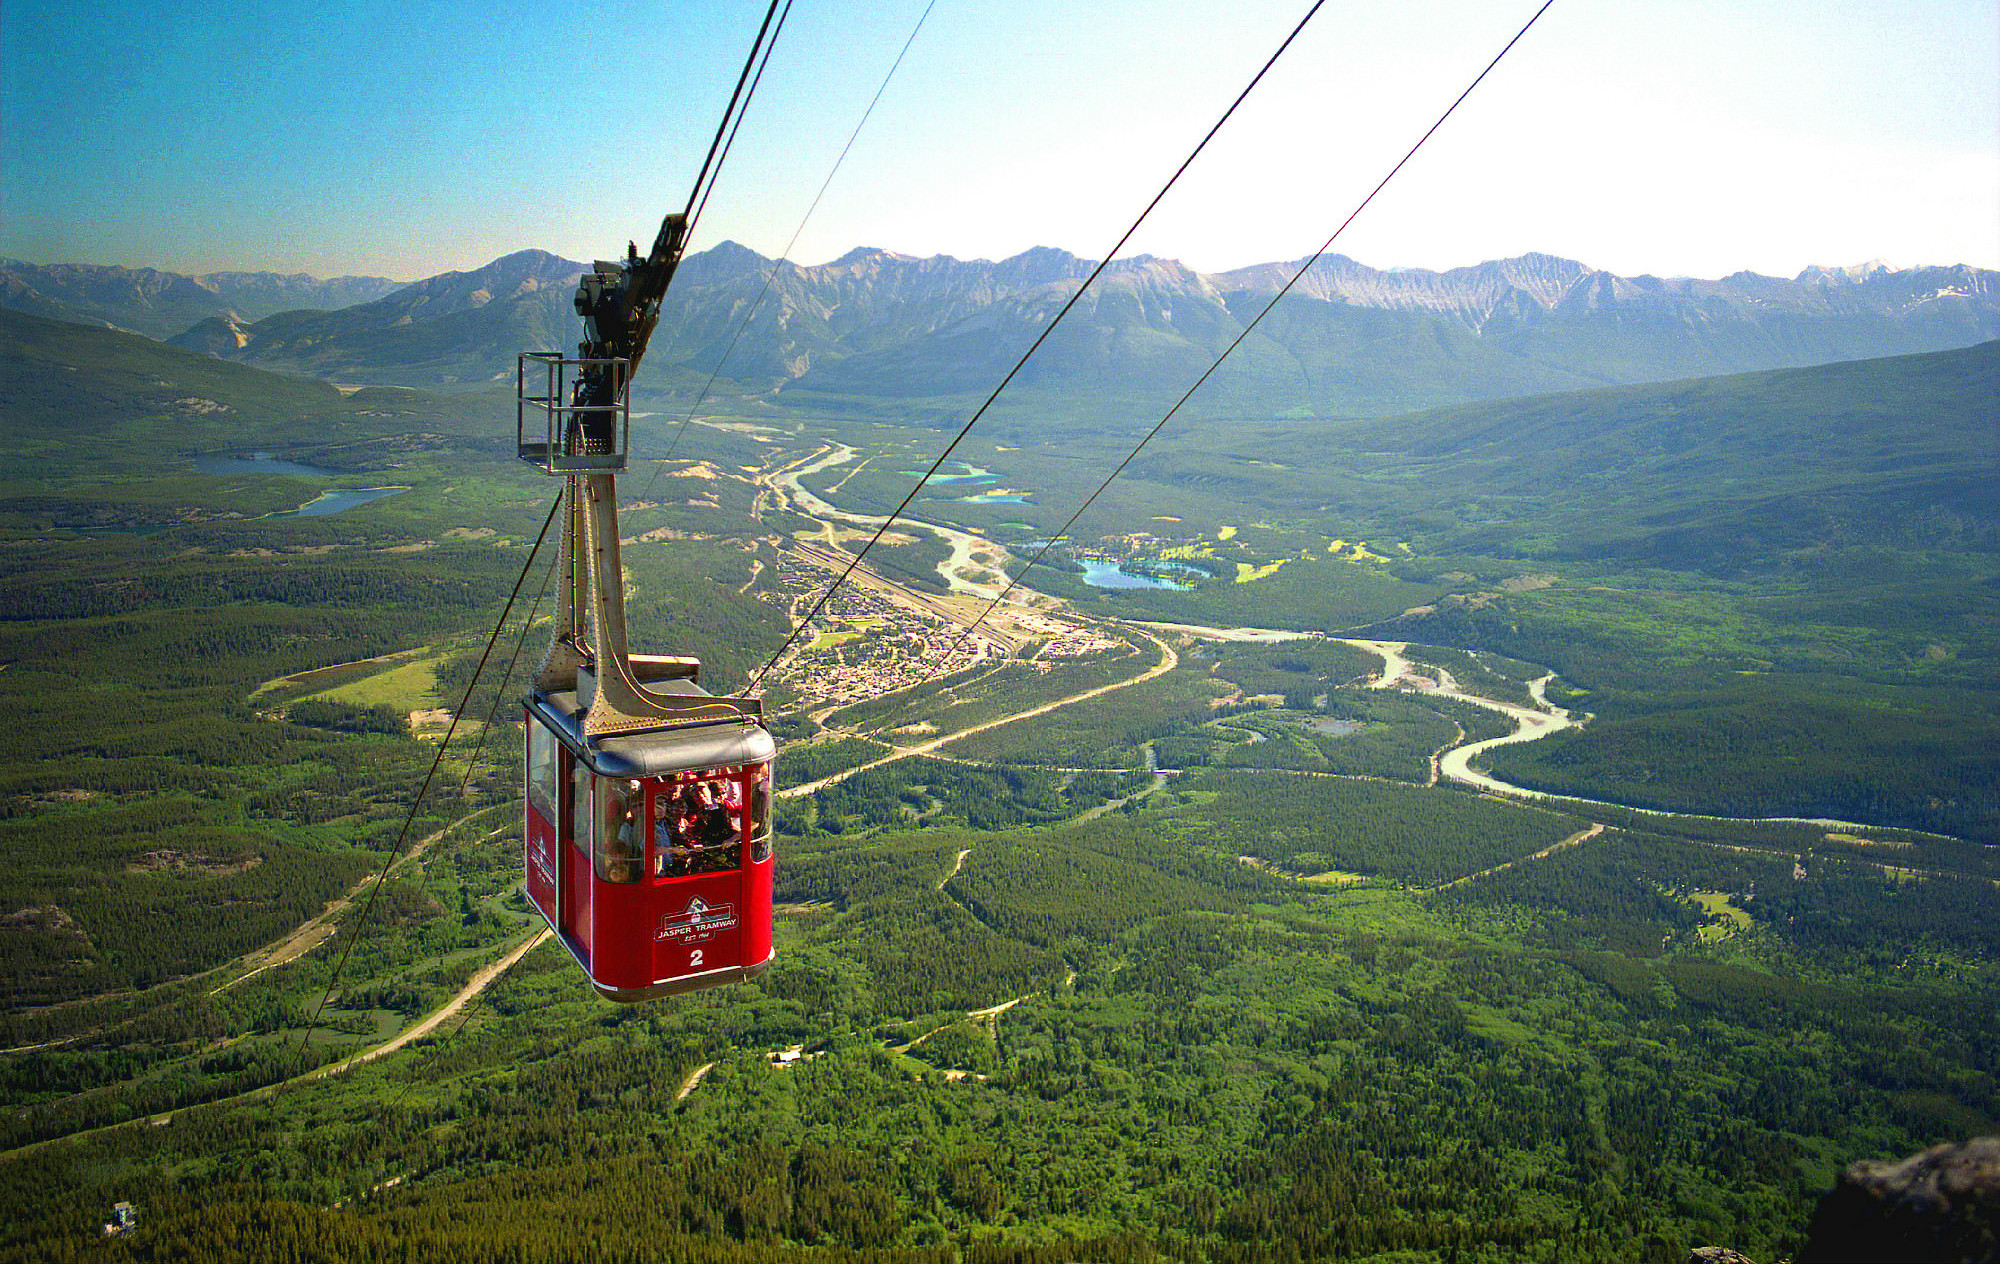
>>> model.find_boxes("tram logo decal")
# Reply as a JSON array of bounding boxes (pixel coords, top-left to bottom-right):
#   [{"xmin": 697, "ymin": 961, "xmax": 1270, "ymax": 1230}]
[
  {"xmin": 656, "ymin": 896, "xmax": 738, "ymax": 944},
  {"xmin": 528, "ymin": 834, "xmax": 556, "ymax": 890}
]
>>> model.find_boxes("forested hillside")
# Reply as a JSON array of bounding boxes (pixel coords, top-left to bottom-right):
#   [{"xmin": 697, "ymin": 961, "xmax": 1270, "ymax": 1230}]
[
  {"xmin": 0, "ymin": 315, "xmax": 794, "ymax": 1007},
  {"xmin": 4, "ymin": 752, "xmax": 1992, "ymax": 1263},
  {"xmin": 2, "ymin": 310, "xmax": 1994, "ymax": 1264}
]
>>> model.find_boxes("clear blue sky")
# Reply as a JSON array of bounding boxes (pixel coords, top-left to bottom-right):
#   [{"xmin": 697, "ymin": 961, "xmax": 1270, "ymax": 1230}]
[{"xmin": 4, "ymin": 0, "xmax": 1995, "ymax": 281}]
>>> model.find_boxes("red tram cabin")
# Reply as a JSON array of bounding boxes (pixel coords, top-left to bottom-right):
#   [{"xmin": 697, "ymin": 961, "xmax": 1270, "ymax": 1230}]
[
  {"xmin": 523, "ymin": 674, "xmax": 776, "ymax": 1002},
  {"xmin": 512, "ymin": 210, "xmax": 777, "ymax": 1001}
]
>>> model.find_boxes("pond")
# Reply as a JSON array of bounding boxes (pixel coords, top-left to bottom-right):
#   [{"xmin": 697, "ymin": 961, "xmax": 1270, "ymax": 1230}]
[
  {"xmin": 904, "ymin": 461, "xmax": 996, "ymax": 484},
  {"xmin": 923, "ymin": 491, "xmax": 1028, "ymax": 505},
  {"xmin": 297, "ymin": 488, "xmax": 404, "ymax": 516},
  {"xmin": 1076, "ymin": 559, "xmax": 1212, "ymax": 590},
  {"xmin": 191, "ymin": 451, "xmax": 406, "ymax": 516}
]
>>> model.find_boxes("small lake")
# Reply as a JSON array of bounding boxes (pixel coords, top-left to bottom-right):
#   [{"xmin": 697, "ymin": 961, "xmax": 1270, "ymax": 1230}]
[
  {"xmin": 904, "ymin": 462, "xmax": 996, "ymax": 484},
  {"xmin": 923, "ymin": 491, "xmax": 1028, "ymax": 505},
  {"xmin": 1077, "ymin": 559, "xmax": 1211, "ymax": 590},
  {"xmin": 297, "ymin": 488, "xmax": 403, "ymax": 515},
  {"xmin": 192, "ymin": 451, "xmax": 406, "ymax": 517}
]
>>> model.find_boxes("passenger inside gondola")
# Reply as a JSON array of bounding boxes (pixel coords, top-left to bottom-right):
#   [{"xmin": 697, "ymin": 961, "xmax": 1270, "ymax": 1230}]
[
  {"xmin": 653, "ymin": 783, "xmax": 695, "ymax": 876},
  {"xmin": 601, "ymin": 780, "xmax": 644, "ymax": 883},
  {"xmin": 643, "ymin": 778, "xmax": 745, "ymax": 877},
  {"xmin": 749, "ymin": 767, "xmax": 772, "ymax": 861},
  {"xmin": 691, "ymin": 779, "xmax": 740, "ymax": 872}
]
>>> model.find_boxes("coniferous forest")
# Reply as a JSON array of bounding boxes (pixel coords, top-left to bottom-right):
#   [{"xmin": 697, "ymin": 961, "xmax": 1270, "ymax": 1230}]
[{"xmin": 0, "ymin": 312, "xmax": 1995, "ymax": 1262}]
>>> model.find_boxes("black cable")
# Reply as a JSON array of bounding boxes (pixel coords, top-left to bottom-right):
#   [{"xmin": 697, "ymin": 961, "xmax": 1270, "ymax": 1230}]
[
  {"xmin": 631, "ymin": 0, "xmax": 816, "ymax": 519},
  {"xmin": 378, "ymin": 849, "xmax": 540, "ymax": 1115},
  {"xmin": 448, "ymin": 544, "xmax": 558, "ymax": 804},
  {"xmin": 288, "ymin": 494, "xmax": 561, "ymax": 1070},
  {"xmin": 748, "ymin": 0, "xmax": 1333, "ymax": 693},
  {"xmin": 913, "ymin": 0, "xmax": 1561, "ymax": 688},
  {"xmin": 681, "ymin": 0, "xmax": 791, "ymax": 229},
  {"xmin": 687, "ymin": 0, "xmax": 797, "ymax": 243},
  {"xmin": 354, "ymin": 537, "xmax": 559, "ymax": 1109},
  {"xmin": 655, "ymin": 0, "xmax": 941, "ymax": 477}
]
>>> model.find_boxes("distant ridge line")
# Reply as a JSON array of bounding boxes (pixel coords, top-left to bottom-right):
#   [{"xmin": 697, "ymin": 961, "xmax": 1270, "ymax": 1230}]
[{"xmin": 8, "ymin": 248, "xmax": 1995, "ymax": 412}]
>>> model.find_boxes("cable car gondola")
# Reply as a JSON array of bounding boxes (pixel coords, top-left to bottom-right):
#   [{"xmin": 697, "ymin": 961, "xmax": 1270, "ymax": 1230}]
[{"xmin": 517, "ymin": 211, "xmax": 775, "ymax": 1001}]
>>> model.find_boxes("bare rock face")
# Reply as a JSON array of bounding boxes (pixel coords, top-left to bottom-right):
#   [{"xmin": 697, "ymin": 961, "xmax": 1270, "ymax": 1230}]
[
  {"xmin": 1688, "ymin": 1248, "xmax": 1758, "ymax": 1263},
  {"xmin": 1798, "ymin": 1136, "xmax": 1999, "ymax": 1263}
]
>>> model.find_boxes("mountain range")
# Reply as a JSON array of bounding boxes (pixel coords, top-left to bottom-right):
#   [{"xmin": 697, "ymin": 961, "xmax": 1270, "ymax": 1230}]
[
  {"xmin": 5, "ymin": 246, "xmax": 1994, "ymax": 417},
  {"xmin": 0, "ymin": 259, "xmax": 402, "ymax": 341}
]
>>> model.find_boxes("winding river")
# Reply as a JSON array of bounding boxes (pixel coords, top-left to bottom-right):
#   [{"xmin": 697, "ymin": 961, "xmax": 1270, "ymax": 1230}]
[
  {"xmin": 1333, "ymin": 638, "xmax": 1576, "ymax": 796},
  {"xmin": 1156, "ymin": 625, "xmax": 1900, "ymax": 833},
  {"xmin": 767, "ymin": 445, "xmax": 1015, "ymax": 600},
  {"xmin": 759, "ymin": 462, "xmax": 1926, "ymax": 838}
]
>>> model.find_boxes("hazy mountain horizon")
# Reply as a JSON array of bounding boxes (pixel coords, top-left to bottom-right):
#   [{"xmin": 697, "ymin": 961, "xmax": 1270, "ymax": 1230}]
[
  {"xmin": 6, "ymin": 243, "xmax": 1985, "ymax": 289},
  {"xmin": 8, "ymin": 243, "xmax": 1997, "ymax": 418}
]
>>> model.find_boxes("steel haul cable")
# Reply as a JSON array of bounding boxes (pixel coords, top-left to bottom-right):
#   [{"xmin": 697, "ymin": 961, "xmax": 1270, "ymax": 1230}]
[
  {"xmin": 653, "ymin": 0, "xmax": 943, "ymax": 476},
  {"xmin": 376, "ymin": 545, "xmax": 562, "ymax": 1114},
  {"xmin": 447, "ymin": 544, "xmax": 559, "ymax": 805},
  {"xmin": 687, "ymin": 0, "xmax": 797, "ymax": 241},
  {"xmin": 749, "ymin": 0, "xmax": 1334, "ymax": 694},
  {"xmin": 866, "ymin": 0, "xmax": 1560, "ymax": 705},
  {"xmin": 683, "ymin": 0, "xmax": 794, "ymax": 234}
]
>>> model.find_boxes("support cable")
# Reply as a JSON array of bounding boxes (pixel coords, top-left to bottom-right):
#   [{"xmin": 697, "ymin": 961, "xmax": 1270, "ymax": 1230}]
[
  {"xmin": 652, "ymin": 0, "xmax": 942, "ymax": 480},
  {"xmin": 681, "ymin": 0, "xmax": 793, "ymax": 232},
  {"xmin": 288, "ymin": 494, "xmax": 562, "ymax": 1070},
  {"xmin": 448, "ymin": 546, "xmax": 558, "ymax": 804},
  {"xmin": 365, "ymin": 530, "xmax": 559, "ymax": 1110},
  {"xmin": 894, "ymin": 0, "xmax": 1560, "ymax": 699},
  {"xmin": 687, "ymin": 0, "xmax": 797, "ymax": 243},
  {"xmin": 748, "ymin": 0, "xmax": 1332, "ymax": 693}
]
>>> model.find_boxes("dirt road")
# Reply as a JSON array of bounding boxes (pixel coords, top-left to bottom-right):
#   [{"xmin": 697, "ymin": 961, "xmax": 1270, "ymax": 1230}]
[
  {"xmin": 676, "ymin": 1062, "xmax": 717, "ymax": 1101},
  {"xmin": 940, "ymin": 849, "xmax": 973, "ymax": 888},
  {"xmin": 306, "ymin": 928, "xmax": 551, "ymax": 1082},
  {"xmin": 213, "ymin": 811, "xmax": 513, "ymax": 996},
  {"xmin": 1428, "ymin": 824, "xmax": 1605, "ymax": 893}
]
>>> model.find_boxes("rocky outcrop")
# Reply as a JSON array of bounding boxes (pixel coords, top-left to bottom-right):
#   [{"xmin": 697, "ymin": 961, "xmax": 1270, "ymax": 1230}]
[
  {"xmin": 167, "ymin": 315, "xmax": 253, "ymax": 356},
  {"xmin": 1684, "ymin": 1138, "xmax": 1998, "ymax": 1264},
  {"xmin": 1798, "ymin": 1137, "xmax": 1998, "ymax": 1263}
]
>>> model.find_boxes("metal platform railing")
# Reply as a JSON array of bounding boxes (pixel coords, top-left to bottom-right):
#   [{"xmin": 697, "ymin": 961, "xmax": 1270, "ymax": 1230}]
[{"xmin": 517, "ymin": 351, "xmax": 630, "ymax": 474}]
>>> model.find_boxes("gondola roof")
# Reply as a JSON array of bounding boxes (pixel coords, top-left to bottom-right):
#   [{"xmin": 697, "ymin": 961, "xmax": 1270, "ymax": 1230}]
[{"xmin": 529, "ymin": 680, "xmax": 776, "ymax": 778}]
